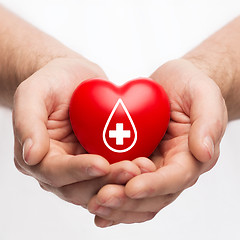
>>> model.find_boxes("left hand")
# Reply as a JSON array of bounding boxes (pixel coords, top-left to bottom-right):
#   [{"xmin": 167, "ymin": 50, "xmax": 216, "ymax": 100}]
[{"xmin": 87, "ymin": 59, "xmax": 228, "ymax": 227}]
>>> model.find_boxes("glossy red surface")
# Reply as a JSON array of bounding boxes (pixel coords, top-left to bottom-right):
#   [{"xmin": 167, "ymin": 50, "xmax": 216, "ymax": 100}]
[{"xmin": 69, "ymin": 78, "xmax": 170, "ymax": 164}]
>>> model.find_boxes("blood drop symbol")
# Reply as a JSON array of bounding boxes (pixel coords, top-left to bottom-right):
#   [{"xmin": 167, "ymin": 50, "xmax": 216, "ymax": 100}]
[{"xmin": 103, "ymin": 98, "xmax": 137, "ymax": 153}]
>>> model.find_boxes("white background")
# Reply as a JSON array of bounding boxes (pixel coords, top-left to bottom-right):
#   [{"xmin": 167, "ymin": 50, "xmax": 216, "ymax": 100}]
[{"xmin": 0, "ymin": 0, "xmax": 240, "ymax": 239}]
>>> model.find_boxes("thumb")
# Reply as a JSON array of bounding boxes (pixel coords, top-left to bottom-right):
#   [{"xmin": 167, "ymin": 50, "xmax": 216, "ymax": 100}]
[
  {"xmin": 188, "ymin": 79, "xmax": 227, "ymax": 163},
  {"xmin": 13, "ymin": 82, "xmax": 50, "ymax": 166}
]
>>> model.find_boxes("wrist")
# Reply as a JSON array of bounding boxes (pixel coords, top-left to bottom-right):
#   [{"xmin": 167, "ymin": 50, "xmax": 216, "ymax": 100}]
[
  {"xmin": 183, "ymin": 51, "xmax": 235, "ymax": 100},
  {"xmin": 2, "ymin": 48, "xmax": 80, "ymax": 108},
  {"xmin": 0, "ymin": 6, "xmax": 83, "ymax": 108},
  {"xmin": 183, "ymin": 51, "xmax": 237, "ymax": 120},
  {"xmin": 16, "ymin": 45, "xmax": 80, "ymax": 85},
  {"xmin": 182, "ymin": 16, "xmax": 240, "ymax": 121}
]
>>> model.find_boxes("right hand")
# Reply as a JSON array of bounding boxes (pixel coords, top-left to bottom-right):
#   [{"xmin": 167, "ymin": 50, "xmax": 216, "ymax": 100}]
[
  {"xmin": 87, "ymin": 59, "xmax": 228, "ymax": 227},
  {"xmin": 13, "ymin": 57, "xmax": 151, "ymax": 207}
]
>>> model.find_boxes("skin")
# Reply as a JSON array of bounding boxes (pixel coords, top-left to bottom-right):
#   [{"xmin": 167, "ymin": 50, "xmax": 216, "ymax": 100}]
[
  {"xmin": 13, "ymin": 58, "xmax": 153, "ymax": 208},
  {"xmin": 87, "ymin": 17, "xmax": 240, "ymax": 227},
  {"xmin": 0, "ymin": 5, "xmax": 240, "ymax": 228},
  {"xmin": 0, "ymin": 6, "xmax": 155, "ymax": 210},
  {"xmin": 87, "ymin": 59, "xmax": 227, "ymax": 227}
]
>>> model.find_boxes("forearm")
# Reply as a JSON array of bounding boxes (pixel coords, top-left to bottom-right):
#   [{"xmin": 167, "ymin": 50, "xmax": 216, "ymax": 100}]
[
  {"xmin": 184, "ymin": 16, "xmax": 240, "ymax": 121},
  {"xmin": 0, "ymin": 6, "xmax": 79, "ymax": 108}
]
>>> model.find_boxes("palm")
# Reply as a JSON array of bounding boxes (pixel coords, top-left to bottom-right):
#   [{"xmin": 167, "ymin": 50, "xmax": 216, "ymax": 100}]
[
  {"xmin": 39, "ymin": 58, "xmax": 107, "ymax": 158},
  {"xmin": 148, "ymin": 59, "xmax": 226, "ymax": 187},
  {"xmin": 151, "ymin": 118, "xmax": 190, "ymax": 169},
  {"xmin": 149, "ymin": 100, "xmax": 207, "ymax": 191},
  {"xmin": 46, "ymin": 102, "xmax": 86, "ymax": 157},
  {"xmin": 87, "ymin": 59, "xmax": 227, "ymax": 227},
  {"xmin": 13, "ymin": 57, "xmax": 110, "ymax": 187}
]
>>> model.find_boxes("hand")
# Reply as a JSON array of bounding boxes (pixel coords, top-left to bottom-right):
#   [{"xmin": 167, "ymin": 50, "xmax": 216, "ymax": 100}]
[
  {"xmin": 87, "ymin": 59, "xmax": 228, "ymax": 227},
  {"xmin": 13, "ymin": 57, "xmax": 147, "ymax": 207}
]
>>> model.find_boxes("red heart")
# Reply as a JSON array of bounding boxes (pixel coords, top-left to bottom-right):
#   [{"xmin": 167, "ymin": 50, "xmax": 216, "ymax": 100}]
[{"xmin": 69, "ymin": 78, "xmax": 170, "ymax": 164}]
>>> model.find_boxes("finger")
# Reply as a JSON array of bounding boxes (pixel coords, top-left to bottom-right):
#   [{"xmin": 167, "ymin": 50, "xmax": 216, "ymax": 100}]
[
  {"xmin": 31, "ymin": 153, "xmax": 110, "ymax": 187},
  {"xmin": 94, "ymin": 211, "xmax": 156, "ymax": 227},
  {"xmin": 42, "ymin": 160, "xmax": 141, "ymax": 206},
  {"xmin": 125, "ymin": 152, "xmax": 201, "ymax": 199},
  {"xmin": 89, "ymin": 184, "xmax": 180, "ymax": 213},
  {"xmin": 132, "ymin": 157, "xmax": 157, "ymax": 173},
  {"xmin": 14, "ymin": 136, "xmax": 31, "ymax": 175},
  {"xmin": 14, "ymin": 131, "xmax": 111, "ymax": 186},
  {"xmin": 13, "ymin": 80, "xmax": 49, "ymax": 165},
  {"xmin": 188, "ymin": 77, "xmax": 227, "ymax": 163}
]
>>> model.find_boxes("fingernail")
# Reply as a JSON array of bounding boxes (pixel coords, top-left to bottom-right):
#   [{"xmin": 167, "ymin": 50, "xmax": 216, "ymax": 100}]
[
  {"xmin": 87, "ymin": 167, "xmax": 106, "ymax": 177},
  {"xmin": 203, "ymin": 136, "xmax": 214, "ymax": 160},
  {"xmin": 22, "ymin": 138, "xmax": 33, "ymax": 164},
  {"xmin": 95, "ymin": 206, "xmax": 111, "ymax": 216}
]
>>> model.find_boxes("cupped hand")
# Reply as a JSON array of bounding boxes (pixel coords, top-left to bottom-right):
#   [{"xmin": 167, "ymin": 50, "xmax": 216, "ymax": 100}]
[
  {"xmin": 13, "ymin": 57, "xmax": 149, "ymax": 207},
  {"xmin": 87, "ymin": 59, "xmax": 228, "ymax": 227}
]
